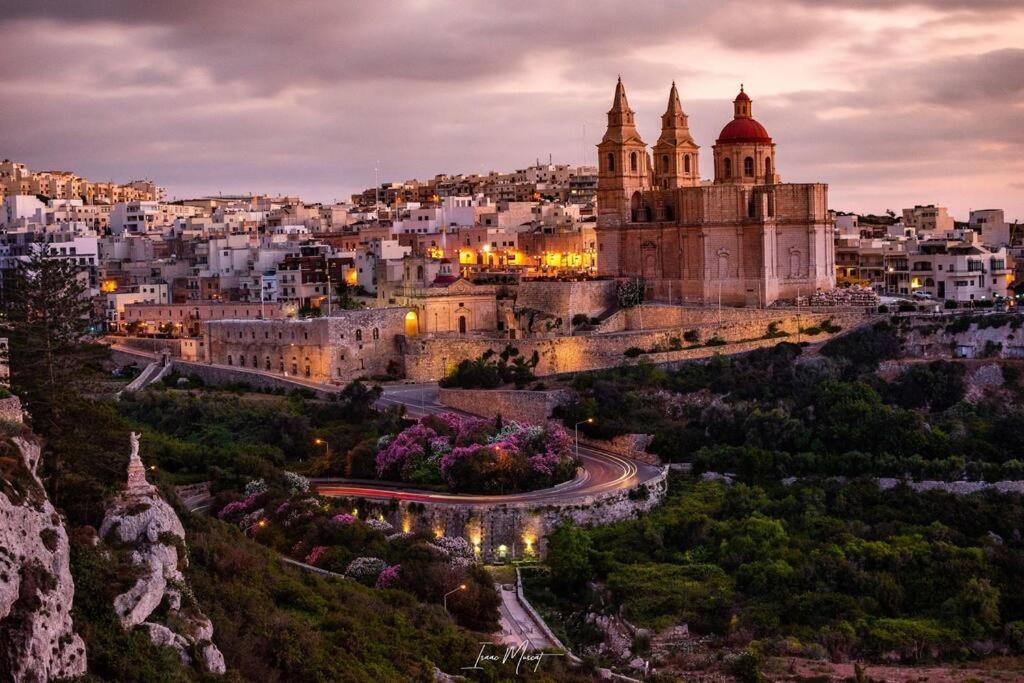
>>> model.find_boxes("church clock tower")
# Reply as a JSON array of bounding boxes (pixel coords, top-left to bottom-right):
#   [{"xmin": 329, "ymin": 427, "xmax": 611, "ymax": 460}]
[
  {"xmin": 596, "ymin": 77, "xmax": 651, "ymax": 224},
  {"xmin": 652, "ymin": 82, "xmax": 700, "ymax": 190}
]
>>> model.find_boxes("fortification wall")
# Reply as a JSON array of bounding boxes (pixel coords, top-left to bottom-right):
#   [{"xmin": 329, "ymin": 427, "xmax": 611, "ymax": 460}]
[
  {"xmin": 515, "ymin": 280, "xmax": 617, "ymax": 321},
  {"xmin": 437, "ymin": 387, "xmax": 572, "ymax": 424},
  {"xmin": 405, "ymin": 309, "xmax": 866, "ymax": 381}
]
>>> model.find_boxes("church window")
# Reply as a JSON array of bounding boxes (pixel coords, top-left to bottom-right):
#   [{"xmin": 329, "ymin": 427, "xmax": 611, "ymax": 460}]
[
  {"xmin": 372, "ymin": 327, "xmax": 379, "ymax": 340},
  {"xmin": 684, "ymin": 154, "xmax": 691, "ymax": 173},
  {"xmin": 607, "ymin": 153, "xmax": 615, "ymax": 172},
  {"xmin": 765, "ymin": 157, "xmax": 772, "ymax": 178},
  {"xmin": 661, "ymin": 154, "xmax": 669, "ymax": 173},
  {"xmin": 355, "ymin": 329, "xmax": 363, "ymax": 342},
  {"xmin": 630, "ymin": 152, "xmax": 638, "ymax": 172},
  {"xmin": 744, "ymin": 157, "xmax": 754, "ymax": 176},
  {"xmin": 723, "ymin": 158, "xmax": 732, "ymax": 178}
]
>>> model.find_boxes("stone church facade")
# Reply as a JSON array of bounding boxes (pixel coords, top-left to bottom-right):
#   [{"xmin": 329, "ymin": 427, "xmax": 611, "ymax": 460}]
[{"xmin": 596, "ymin": 78, "xmax": 835, "ymax": 306}]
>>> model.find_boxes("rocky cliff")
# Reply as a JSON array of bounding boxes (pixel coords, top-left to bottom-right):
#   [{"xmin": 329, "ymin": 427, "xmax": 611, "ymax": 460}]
[
  {"xmin": 0, "ymin": 402, "xmax": 87, "ymax": 682},
  {"xmin": 98, "ymin": 440, "xmax": 225, "ymax": 675}
]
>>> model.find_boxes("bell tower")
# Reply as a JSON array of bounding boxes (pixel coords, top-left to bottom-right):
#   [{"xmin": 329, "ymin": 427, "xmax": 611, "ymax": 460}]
[
  {"xmin": 597, "ymin": 77, "xmax": 650, "ymax": 224},
  {"xmin": 652, "ymin": 82, "xmax": 700, "ymax": 190}
]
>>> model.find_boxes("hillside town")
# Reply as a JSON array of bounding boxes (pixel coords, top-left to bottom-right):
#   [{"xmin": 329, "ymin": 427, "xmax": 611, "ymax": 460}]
[
  {"xmin": 0, "ymin": 83, "xmax": 1019, "ymax": 388},
  {"xmin": 5, "ymin": 0, "xmax": 1024, "ymax": 677}
]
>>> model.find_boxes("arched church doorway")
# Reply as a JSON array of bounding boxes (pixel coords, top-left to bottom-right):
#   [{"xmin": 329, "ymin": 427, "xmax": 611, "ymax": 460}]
[
  {"xmin": 458, "ymin": 316, "xmax": 467, "ymax": 335},
  {"xmin": 404, "ymin": 310, "xmax": 419, "ymax": 337}
]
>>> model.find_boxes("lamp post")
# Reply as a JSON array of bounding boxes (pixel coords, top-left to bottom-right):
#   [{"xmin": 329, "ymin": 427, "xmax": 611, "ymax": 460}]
[
  {"xmin": 314, "ymin": 438, "xmax": 329, "ymax": 459},
  {"xmin": 574, "ymin": 418, "xmax": 593, "ymax": 459},
  {"xmin": 443, "ymin": 584, "xmax": 467, "ymax": 613}
]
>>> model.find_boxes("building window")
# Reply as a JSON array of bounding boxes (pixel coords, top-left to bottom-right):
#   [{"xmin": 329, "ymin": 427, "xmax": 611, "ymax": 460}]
[
  {"xmin": 607, "ymin": 153, "xmax": 615, "ymax": 172},
  {"xmin": 765, "ymin": 157, "xmax": 772, "ymax": 178},
  {"xmin": 661, "ymin": 154, "xmax": 669, "ymax": 173},
  {"xmin": 630, "ymin": 152, "xmax": 638, "ymax": 172},
  {"xmin": 227, "ymin": 355, "xmax": 233, "ymax": 366},
  {"xmin": 723, "ymin": 158, "xmax": 732, "ymax": 179},
  {"xmin": 372, "ymin": 328, "xmax": 379, "ymax": 340},
  {"xmin": 744, "ymin": 157, "xmax": 754, "ymax": 176},
  {"xmin": 684, "ymin": 154, "xmax": 691, "ymax": 173},
  {"xmin": 355, "ymin": 329, "xmax": 363, "ymax": 342}
]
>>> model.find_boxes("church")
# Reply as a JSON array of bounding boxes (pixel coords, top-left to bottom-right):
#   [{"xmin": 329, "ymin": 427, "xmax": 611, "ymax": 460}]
[{"xmin": 595, "ymin": 78, "xmax": 835, "ymax": 306}]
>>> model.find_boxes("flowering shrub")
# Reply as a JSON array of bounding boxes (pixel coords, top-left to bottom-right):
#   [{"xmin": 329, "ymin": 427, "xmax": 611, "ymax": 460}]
[
  {"xmin": 345, "ymin": 556, "xmax": 388, "ymax": 584},
  {"xmin": 283, "ymin": 471, "xmax": 310, "ymax": 494},
  {"xmin": 331, "ymin": 514, "xmax": 358, "ymax": 525},
  {"xmin": 375, "ymin": 564, "xmax": 401, "ymax": 589},
  {"xmin": 366, "ymin": 518, "xmax": 393, "ymax": 532},
  {"xmin": 374, "ymin": 413, "xmax": 579, "ymax": 494},
  {"xmin": 305, "ymin": 545, "xmax": 327, "ymax": 566},
  {"xmin": 218, "ymin": 491, "xmax": 264, "ymax": 519},
  {"xmin": 430, "ymin": 536, "xmax": 476, "ymax": 566},
  {"xmin": 244, "ymin": 478, "xmax": 268, "ymax": 496}
]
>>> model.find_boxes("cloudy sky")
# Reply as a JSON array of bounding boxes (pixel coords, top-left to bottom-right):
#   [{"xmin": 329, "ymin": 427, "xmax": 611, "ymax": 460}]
[{"xmin": 2, "ymin": 0, "xmax": 1022, "ymax": 220}]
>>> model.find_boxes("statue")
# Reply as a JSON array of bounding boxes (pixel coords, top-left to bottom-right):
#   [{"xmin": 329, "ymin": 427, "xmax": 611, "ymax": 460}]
[{"xmin": 125, "ymin": 431, "xmax": 155, "ymax": 495}]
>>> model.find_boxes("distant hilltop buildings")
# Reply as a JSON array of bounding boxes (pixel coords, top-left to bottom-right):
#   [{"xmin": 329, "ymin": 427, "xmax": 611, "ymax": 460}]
[{"xmin": 0, "ymin": 159, "xmax": 161, "ymax": 206}]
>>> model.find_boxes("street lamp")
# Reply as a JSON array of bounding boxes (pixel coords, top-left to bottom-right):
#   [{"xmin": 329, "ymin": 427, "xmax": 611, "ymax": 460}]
[
  {"xmin": 443, "ymin": 584, "xmax": 467, "ymax": 613},
  {"xmin": 574, "ymin": 418, "xmax": 593, "ymax": 459},
  {"xmin": 314, "ymin": 438, "xmax": 329, "ymax": 459}
]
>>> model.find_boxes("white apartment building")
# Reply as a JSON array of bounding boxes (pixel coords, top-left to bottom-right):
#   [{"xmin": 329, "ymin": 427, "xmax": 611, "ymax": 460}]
[
  {"xmin": 969, "ymin": 209, "xmax": 1011, "ymax": 248},
  {"xmin": 110, "ymin": 201, "xmax": 163, "ymax": 234},
  {"xmin": 106, "ymin": 283, "xmax": 170, "ymax": 330},
  {"xmin": 902, "ymin": 205, "xmax": 955, "ymax": 237},
  {"xmin": 909, "ymin": 232, "xmax": 1012, "ymax": 302},
  {"xmin": 2, "ymin": 195, "xmax": 46, "ymax": 227}
]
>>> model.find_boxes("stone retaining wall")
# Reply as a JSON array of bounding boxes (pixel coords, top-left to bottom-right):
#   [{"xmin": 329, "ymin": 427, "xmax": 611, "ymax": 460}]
[
  {"xmin": 515, "ymin": 280, "xmax": 617, "ymax": 321},
  {"xmin": 336, "ymin": 467, "xmax": 669, "ymax": 561},
  {"xmin": 169, "ymin": 360, "xmax": 339, "ymax": 398},
  {"xmin": 405, "ymin": 309, "xmax": 865, "ymax": 381},
  {"xmin": 437, "ymin": 387, "xmax": 572, "ymax": 424}
]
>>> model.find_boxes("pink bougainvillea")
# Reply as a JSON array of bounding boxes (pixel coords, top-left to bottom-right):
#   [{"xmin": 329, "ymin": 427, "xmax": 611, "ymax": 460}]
[
  {"xmin": 375, "ymin": 563, "xmax": 401, "ymax": 589},
  {"xmin": 218, "ymin": 491, "xmax": 264, "ymax": 519},
  {"xmin": 331, "ymin": 514, "xmax": 358, "ymax": 525},
  {"xmin": 378, "ymin": 412, "xmax": 580, "ymax": 494},
  {"xmin": 305, "ymin": 545, "xmax": 327, "ymax": 566}
]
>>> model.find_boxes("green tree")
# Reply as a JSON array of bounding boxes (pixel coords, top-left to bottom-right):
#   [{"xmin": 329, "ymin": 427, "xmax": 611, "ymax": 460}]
[
  {"xmin": 546, "ymin": 523, "xmax": 593, "ymax": 591},
  {"xmin": 4, "ymin": 247, "xmax": 94, "ymax": 423}
]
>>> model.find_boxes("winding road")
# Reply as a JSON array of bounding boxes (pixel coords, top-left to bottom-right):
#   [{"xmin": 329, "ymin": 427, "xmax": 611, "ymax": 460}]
[{"xmin": 314, "ymin": 382, "xmax": 664, "ymax": 506}]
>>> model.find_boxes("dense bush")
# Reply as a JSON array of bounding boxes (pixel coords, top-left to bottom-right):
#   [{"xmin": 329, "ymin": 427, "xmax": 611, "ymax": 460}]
[
  {"xmin": 546, "ymin": 476, "xmax": 1024, "ymax": 663},
  {"xmin": 439, "ymin": 345, "xmax": 538, "ymax": 389}
]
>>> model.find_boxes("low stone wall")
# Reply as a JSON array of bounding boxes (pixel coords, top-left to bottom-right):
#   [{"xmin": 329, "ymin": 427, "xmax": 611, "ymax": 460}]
[
  {"xmin": 114, "ymin": 336, "xmax": 183, "ymax": 357},
  {"xmin": 0, "ymin": 395, "xmax": 23, "ymax": 424},
  {"xmin": 437, "ymin": 387, "xmax": 571, "ymax": 424},
  {"xmin": 333, "ymin": 467, "xmax": 669, "ymax": 561},
  {"xmin": 169, "ymin": 359, "xmax": 339, "ymax": 398}
]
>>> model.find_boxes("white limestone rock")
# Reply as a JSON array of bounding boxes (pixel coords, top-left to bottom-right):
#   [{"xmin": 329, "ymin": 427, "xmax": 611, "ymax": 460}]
[
  {"xmin": 99, "ymin": 437, "xmax": 225, "ymax": 676},
  {"xmin": 0, "ymin": 435, "xmax": 87, "ymax": 681}
]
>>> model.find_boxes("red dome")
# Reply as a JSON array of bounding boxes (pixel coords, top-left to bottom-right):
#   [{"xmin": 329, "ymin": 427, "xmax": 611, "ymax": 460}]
[{"xmin": 717, "ymin": 117, "xmax": 771, "ymax": 144}]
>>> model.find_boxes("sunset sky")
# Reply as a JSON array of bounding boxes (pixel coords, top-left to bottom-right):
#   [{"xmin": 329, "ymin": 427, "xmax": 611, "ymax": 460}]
[{"xmin": 2, "ymin": 0, "xmax": 1022, "ymax": 220}]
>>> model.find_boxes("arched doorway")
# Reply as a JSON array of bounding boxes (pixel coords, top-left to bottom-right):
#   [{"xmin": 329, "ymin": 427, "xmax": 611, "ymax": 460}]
[
  {"xmin": 404, "ymin": 310, "xmax": 419, "ymax": 337},
  {"xmin": 458, "ymin": 315, "xmax": 467, "ymax": 335}
]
